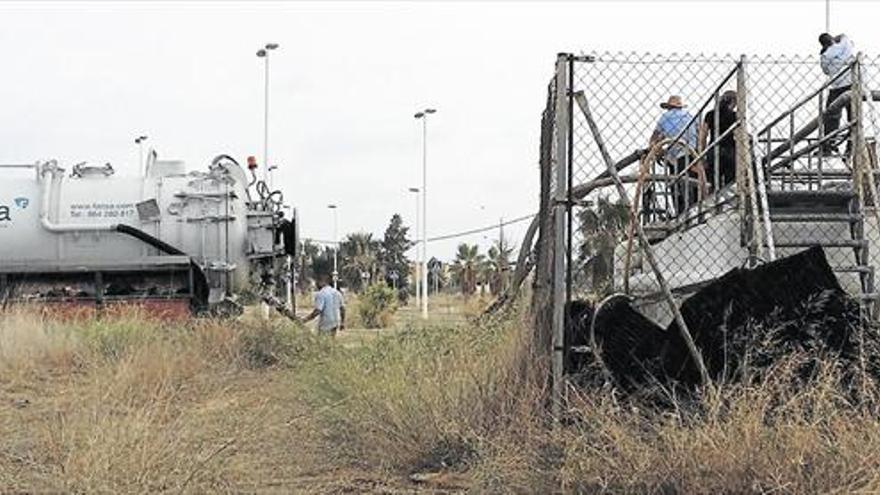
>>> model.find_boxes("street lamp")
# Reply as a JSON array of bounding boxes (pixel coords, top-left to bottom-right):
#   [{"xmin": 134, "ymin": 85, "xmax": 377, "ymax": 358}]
[
  {"xmin": 256, "ymin": 42, "xmax": 280, "ymax": 189},
  {"xmin": 408, "ymin": 187, "xmax": 421, "ymax": 308},
  {"xmin": 327, "ymin": 204, "xmax": 339, "ymax": 288},
  {"xmin": 135, "ymin": 135, "xmax": 148, "ymax": 175},
  {"xmin": 414, "ymin": 108, "xmax": 436, "ymax": 319}
]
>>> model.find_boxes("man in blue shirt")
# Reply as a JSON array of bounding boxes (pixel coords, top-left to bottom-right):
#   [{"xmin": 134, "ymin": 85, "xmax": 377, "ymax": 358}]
[
  {"xmin": 302, "ymin": 272, "xmax": 346, "ymax": 335},
  {"xmin": 650, "ymin": 95, "xmax": 701, "ymax": 216}
]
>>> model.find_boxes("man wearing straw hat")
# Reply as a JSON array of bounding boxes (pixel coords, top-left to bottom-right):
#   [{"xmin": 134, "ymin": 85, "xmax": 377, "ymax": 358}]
[{"xmin": 650, "ymin": 95, "xmax": 701, "ymax": 216}]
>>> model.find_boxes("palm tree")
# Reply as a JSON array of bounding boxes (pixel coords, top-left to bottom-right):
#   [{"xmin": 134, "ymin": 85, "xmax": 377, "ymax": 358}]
[
  {"xmin": 486, "ymin": 239, "xmax": 513, "ymax": 296},
  {"xmin": 339, "ymin": 232, "xmax": 381, "ymax": 292},
  {"xmin": 450, "ymin": 243, "xmax": 484, "ymax": 296},
  {"xmin": 576, "ymin": 196, "xmax": 629, "ymax": 295}
]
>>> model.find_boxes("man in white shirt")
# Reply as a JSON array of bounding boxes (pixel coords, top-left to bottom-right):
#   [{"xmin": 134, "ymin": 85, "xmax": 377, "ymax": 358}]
[
  {"xmin": 302, "ymin": 272, "xmax": 345, "ymax": 335},
  {"xmin": 819, "ymin": 33, "xmax": 856, "ymax": 155}
]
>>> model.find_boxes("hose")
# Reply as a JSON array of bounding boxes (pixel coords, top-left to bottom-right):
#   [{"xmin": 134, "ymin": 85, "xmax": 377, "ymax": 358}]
[
  {"xmin": 210, "ymin": 154, "xmax": 241, "ymax": 169},
  {"xmin": 209, "ymin": 154, "xmax": 284, "ymax": 213},
  {"xmin": 211, "ymin": 154, "xmax": 257, "ymax": 203},
  {"xmin": 255, "ymin": 181, "xmax": 284, "ymax": 207},
  {"xmin": 115, "ymin": 224, "xmax": 185, "ymax": 255},
  {"xmin": 114, "ymin": 224, "xmax": 210, "ymax": 310}
]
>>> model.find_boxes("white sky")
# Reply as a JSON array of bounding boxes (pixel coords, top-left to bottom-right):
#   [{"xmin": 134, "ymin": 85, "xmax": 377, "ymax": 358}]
[{"xmin": 1, "ymin": 0, "xmax": 878, "ymax": 261}]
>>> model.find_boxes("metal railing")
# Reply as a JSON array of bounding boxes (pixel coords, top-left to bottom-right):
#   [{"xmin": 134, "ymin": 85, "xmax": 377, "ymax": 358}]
[{"xmin": 757, "ymin": 61, "xmax": 856, "ymax": 192}]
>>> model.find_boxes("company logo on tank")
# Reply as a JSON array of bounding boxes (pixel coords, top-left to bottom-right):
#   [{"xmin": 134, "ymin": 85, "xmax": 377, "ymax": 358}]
[
  {"xmin": 0, "ymin": 196, "xmax": 29, "ymax": 226},
  {"xmin": 0, "ymin": 196, "xmax": 31, "ymax": 228}
]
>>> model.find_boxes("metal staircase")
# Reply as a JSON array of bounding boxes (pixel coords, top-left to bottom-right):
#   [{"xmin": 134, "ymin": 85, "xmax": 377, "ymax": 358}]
[
  {"xmin": 756, "ymin": 139, "xmax": 880, "ymax": 312},
  {"xmin": 763, "ymin": 186, "xmax": 876, "ymax": 302},
  {"xmin": 745, "ymin": 55, "xmax": 880, "ymax": 314}
]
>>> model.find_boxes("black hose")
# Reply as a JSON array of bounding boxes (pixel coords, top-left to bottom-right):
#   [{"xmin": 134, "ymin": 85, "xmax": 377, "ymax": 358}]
[
  {"xmin": 115, "ymin": 224, "xmax": 185, "ymax": 255},
  {"xmin": 211, "ymin": 154, "xmax": 241, "ymax": 169},
  {"xmin": 114, "ymin": 224, "xmax": 209, "ymax": 310}
]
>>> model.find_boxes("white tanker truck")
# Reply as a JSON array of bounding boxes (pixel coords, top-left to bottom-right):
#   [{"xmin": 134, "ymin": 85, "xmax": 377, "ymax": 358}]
[{"xmin": 0, "ymin": 152, "xmax": 296, "ymax": 316}]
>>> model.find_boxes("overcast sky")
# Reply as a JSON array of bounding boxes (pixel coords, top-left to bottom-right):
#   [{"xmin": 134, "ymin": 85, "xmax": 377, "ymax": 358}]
[{"xmin": 1, "ymin": 0, "xmax": 879, "ymax": 261}]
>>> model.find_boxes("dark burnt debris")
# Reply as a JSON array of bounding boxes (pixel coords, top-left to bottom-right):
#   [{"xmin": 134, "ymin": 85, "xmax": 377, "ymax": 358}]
[{"xmin": 567, "ymin": 247, "xmax": 880, "ymax": 391}]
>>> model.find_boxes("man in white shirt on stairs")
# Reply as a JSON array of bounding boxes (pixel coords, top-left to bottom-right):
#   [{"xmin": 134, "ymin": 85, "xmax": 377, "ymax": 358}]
[{"xmin": 819, "ymin": 33, "xmax": 856, "ymax": 156}]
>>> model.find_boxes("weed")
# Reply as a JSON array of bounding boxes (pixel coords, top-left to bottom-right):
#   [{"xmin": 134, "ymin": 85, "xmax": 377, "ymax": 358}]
[{"xmin": 357, "ymin": 283, "xmax": 398, "ymax": 328}]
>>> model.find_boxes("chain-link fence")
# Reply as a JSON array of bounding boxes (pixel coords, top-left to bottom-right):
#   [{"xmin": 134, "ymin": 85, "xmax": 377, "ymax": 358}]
[
  {"xmin": 546, "ymin": 52, "xmax": 880, "ymax": 322},
  {"xmin": 533, "ymin": 51, "xmax": 880, "ymax": 400}
]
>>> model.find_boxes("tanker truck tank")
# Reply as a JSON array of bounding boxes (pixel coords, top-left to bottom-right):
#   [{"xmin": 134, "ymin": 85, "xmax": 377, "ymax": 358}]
[{"xmin": 0, "ymin": 152, "xmax": 295, "ymax": 317}]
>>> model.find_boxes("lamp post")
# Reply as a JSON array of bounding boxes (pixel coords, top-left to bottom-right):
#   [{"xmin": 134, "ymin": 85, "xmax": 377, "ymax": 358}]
[
  {"xmin": 408, "ymin": 187, "xmax": 421, "ymax": 308},
  {"xmin": 826, "ymin": 0, "xmax": 831, "ymax": 32},
  {"xmin": 135, "ymin": 135, "xmax": 148, "ymax": 175},
  {"xmin": 414, "ymin": 108, "xmax": 436, "ymax": 320},
  {"xmin": 327, "ymin": 204, "xmax": 339, "ymax": 288},
  {"xmin": 256, "ymin": 43, "xmax": 279, "ymax": 189}
]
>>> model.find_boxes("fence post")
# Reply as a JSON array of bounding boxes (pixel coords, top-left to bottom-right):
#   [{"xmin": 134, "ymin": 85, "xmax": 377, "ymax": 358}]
[
  {"xmin": 736, "ymin": 56, "xmax": 762, "ymax": 266},
  {"xmin": 853, "ymin": 54, "xmax": 866, "ymax": 202},
  {"xmin": 550, "ymin": 53, "xmax": 570, "ymax": 419},
  {"xmin": 713, "ymin": 88, "xmax": 721, "ymax": 210},
  {"xmin": 741, "ymin": 55, "xmax": 776, "ymax": 261}
]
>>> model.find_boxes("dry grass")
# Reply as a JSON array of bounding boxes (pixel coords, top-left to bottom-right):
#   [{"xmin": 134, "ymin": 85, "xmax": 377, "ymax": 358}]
[
  {"xmin": 487, "ymin": 364, "xmax": 880, "ymax": 494},
  {"xmin": 3, "ymin": 302, "xmax": 880, "ymax": 493},
  {"xmin": 295, "ymin": 300, "xmax": 880, "ymax": 494},
  {"xmin": 0, "ymin": 308, "xmax": 331, "ymax": 492}
]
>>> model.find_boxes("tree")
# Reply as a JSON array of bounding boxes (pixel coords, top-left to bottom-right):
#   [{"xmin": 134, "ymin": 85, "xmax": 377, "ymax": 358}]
[
  {"xmin": 576, "ymin": 196, "xmax": 629, "ymax": 295},
  {"xmin": 339, "ymin": 232, "xmax": 381, "ymax": 292},
  {"xmin": 427, "ymin": 257, "xmax": 447, "ymax": 295},
  {"xmin": 378, "ymin": 214, "xmax": 414, "ymax": 297},
  {"xmin": 486, "ymin": 238, "xmax": 514, "ymax": 296},
  {"xmin": 450, "ymin": 243, "xmax": 484, "ymax": 296},
  {"xmin": 297, "ymin": 239, "xmax": 322, "ymax": 293}
]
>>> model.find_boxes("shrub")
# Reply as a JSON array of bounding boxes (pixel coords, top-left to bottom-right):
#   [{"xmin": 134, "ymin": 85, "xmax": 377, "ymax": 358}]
[
  {"xmin": 237, "ymin": 320, "xmax": 316, "ymax": 369},
  {"xmin": 358, "ymin": 283, "xmax": 398, "ymax": 328}
]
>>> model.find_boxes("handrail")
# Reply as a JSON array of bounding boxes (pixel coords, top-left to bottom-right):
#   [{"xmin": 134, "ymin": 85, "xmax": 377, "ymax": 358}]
[
  {"xmin": 670, "ymin": 120, "xmax": 741, "ymax": 184},
  {"xmin": 665, "ymin": 63, "xmax": 741, "ymax": 157},
  {"xmin": 756, "ymin": 61, "xmax": 854, "ymax": 137},
  {"xmin": 758, "ymin": 90, "xmax": 880, "ymax": 165},
  {"xmin": 767, "ymin": 123, "xmax": 854, "ymax": 173}
]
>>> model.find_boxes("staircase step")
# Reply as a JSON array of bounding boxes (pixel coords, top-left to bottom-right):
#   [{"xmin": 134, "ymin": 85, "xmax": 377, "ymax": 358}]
[
  {"xmin": 836, "ymin": 267, "xmax": 874, "ymax": 274},
  {"xmin": 767, "ymin": 189, "xmax": 855, "ymax": 201},
  {"xmin": 767, "ymin": 189, "xmax": 855, "ymax": 213},
  {"xmin": 769, "ymin": 213, "xmax": 862, "ymax": 223},
  {"xmin": 767, "ymin": 171, "xmax": 861, "ymax": 180},
  {"xmin": 773, "ymin": 240, "xmax": 868, "ymax": 248}
]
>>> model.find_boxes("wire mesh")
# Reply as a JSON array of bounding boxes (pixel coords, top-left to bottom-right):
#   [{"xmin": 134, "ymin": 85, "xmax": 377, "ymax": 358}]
[{"xmin": 539, "ymin": 51, "xmax": 880, "ymax": 326}]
